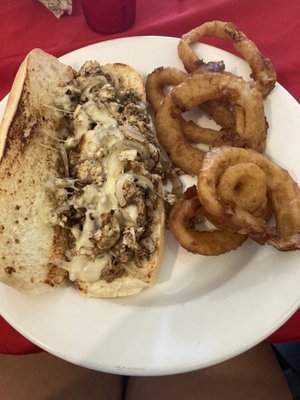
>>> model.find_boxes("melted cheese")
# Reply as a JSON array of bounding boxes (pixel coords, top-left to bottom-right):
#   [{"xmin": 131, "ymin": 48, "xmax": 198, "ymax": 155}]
[
  {"xmin": 121, "ymin": 205, "xmax": 139, "ymax": 225},
  {"xmin": 74, "ymin": 185, "xmax": 99, "ymax": 209},
  {"xmin": 96, "ymin": 192, "xmax": 111, "ymax": 214},
  {"xmin": 75, "ymin": 210, "xmax": 96, "ymax": 251},
  {"xmin": 62, "ymin": 255, "xmax": 111, "ymax": 282},
  {"xmin": 56, "ymin": 78, "xmax": 158, "ymax": 283},
  {"xmin": 85, "ymin": 103, "xmax": 117, "ymax": 130},
  {"xmin": 101, "ymin": 152, "xmax": 124, "ymax": 211},
  {"xmin": 71, "ymin": 98, "xmax": 126, "ymax": 212},
  {"xmin": 80, "ymin": 130, "xmax": 102, "ymax": 158},
  {"xmin": 72, "ymin": 101, "xmax": 119, "ymax": 148}
]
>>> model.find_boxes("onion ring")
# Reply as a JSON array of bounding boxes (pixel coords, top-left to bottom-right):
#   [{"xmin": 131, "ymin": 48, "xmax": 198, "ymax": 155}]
[
  {"xmin": 178, "ymin": 20, "xmax": 277, "ymax": 97},
  {"xmin": 197, "ymin": 146, "xmax": 300, "ymax": 251},
  {"xmin": 178, "ymin": 21, "xmax": 276, "ymax": 129},
  {"xmin": 155, "ymin": 95, "xmax": 204, "ymax": 175},
  {"xmin": 155, "ymin": 71, "xmax": 267, "ymax": 175},
  {"xmin": 171, "ymin": 72, "xmax": 267, "ymax": 153},
  {"xmin": 168, "ymin": 186, "xmax": 247, "ymax": 256},
  {"xmin": 145, "ymin": 67, "xmax": 219, "ymax": 144},
  {"xmin": 146, "ymin": 67, "xmax": 187, "ymax": 113},
  {"xmin": 217, "ymin": 163, "xmax": 269, "ymax": 214}
]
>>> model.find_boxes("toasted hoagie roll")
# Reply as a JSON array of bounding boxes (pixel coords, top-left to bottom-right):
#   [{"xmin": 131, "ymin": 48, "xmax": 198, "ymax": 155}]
[{"xmin": 0, "ymin": 49, "xmax": 164, "ymax": 297}]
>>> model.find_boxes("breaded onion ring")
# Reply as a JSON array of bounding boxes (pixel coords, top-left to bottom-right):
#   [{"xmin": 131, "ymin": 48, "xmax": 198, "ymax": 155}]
[
  {"xmin": 155, "ymin": 71, "xmax": 267, "ymax": 175},
  {"xmin": 200, "ymin": 99, "xmax": 236, "ymax": 130},
  {"xmin": 145, "ymin": 67, "xmax": 219, "ymax": 144},
  {"xmin": 171, "ymin": 72, "xmax": 267, "ymax": 153},
  {"xmin": 197, "ymin": 147, "xmax": 300, "ymax": 251},
  {"xmin": 146, "ymin": 67, "xmax": 187, "ymax": 113},
  {"xmin": 178, "ymin": 21, "xmax": 276, "ymax": 129},
  {"xmin": 217, "ymin": 163, "xmax": 269, "ymax": 214},
  {"xmin": 168, "ymin": 186, "xmax": 247, "ymax": 256},
  {"xmin": 178, "ymin": 20, "xmax": 277, "ymax": 97},
  {"xmin": 156, "ymin": 96, "xmax": 204, "ymax": 175}
]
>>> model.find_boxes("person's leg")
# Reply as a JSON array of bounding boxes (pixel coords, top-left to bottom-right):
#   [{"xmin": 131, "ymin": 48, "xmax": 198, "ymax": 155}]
[
  {"xmin": 0, "ymin": 351, "xmax": 124, "ymax": 400},
  {"xmin": 125, "ymin": 343, "xmax": 292, "ymax": 400}
]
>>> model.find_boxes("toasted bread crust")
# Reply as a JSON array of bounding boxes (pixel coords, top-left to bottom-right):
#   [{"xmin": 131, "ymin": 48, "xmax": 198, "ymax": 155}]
[
  {"xmin": 103, "ymin": 63, "xmax": 146, "ymax": 102},
  {"xmin": 0, "ymin": 49, "xmax": 75, "ymax": 294}
]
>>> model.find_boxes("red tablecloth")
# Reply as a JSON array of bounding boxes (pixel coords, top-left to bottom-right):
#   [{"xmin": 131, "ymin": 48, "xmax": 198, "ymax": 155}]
[{"xmin": 0, "ymin": 0, "xmax": 300, "ymax": 355}]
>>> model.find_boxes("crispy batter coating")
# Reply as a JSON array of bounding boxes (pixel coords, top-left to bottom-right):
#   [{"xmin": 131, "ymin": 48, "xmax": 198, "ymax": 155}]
[
  {"xmin": 155, "ymin": 72, "xmax": 267, "ymax": 175},
  {"xmin": 146, "ymin": 66, "xmax": 219, "ymax": 144},
  {"xmin": 168, "ymin": 186, "xmax": 247, "ymax": 256},
  {"xmin": 178, "ymin": 21, "xmax": 277, "ymax": 128},
  {"xmin": 197, "ymin": 147, "xmax": 300, "ymax": 251},
  {"xmin": 178, "ymin": 20, "xmax": 276, "ymax": 97}
]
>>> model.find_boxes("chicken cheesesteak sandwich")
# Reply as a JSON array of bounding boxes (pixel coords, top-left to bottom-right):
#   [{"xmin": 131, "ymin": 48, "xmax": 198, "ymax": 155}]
[{"xmin": 0, "ymin": 49, "xmax": 165, "ymax": 297}]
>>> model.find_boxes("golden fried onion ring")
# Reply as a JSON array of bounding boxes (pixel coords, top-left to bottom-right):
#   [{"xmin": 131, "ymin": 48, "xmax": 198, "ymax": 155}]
[
  {"xmin": 178, "ymin": 21, "xmax": 276, "ymax": 130},
  {"xmin": 197, "ymin": 147, "xmax": 300, "ymax": 251},
  {"xmin": 217, "ymin": 163, "xmax": 269, "ymax": 214},
  {"xmin": 146, "ymin": 67, "xmax": 187, "ymax": 113},
  {"xmin": 171, "ymin": 72, "xmax": 267, "ymax": 153},
  {"xmin": 145, "ymin": 67, "xmax": 219, "ymax": 144},
  {"xmin": 178, "ymin": 20, "xmax": 277, "ymax": 97},
  {"xmin": 156, "ymin": 95, "xmax": 204, "ymax": 175},
  {"xmin": 168, "ymin": 186, "xmax": 247, "ymax": 256},
  {"xmin": 155, "ymin": 72, "xmax": 267, "ymax": 175}
]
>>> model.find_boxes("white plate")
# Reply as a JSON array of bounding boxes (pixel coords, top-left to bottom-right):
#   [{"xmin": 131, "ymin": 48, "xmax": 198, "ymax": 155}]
[{"xmin": 1, "ymin": 36, "xmax": 300, "ymax": 376}]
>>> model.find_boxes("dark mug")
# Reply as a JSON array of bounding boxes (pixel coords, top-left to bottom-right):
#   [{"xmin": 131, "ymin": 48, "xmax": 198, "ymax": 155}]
[{"xmin": 82, "ymin": 0, "xmax": 136, "ymax": 34}]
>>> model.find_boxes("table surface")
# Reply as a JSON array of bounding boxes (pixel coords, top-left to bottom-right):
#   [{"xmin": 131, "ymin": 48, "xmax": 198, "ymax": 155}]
[{"xmin": 0, "ymin": 0, "xmax": 300, "ymax": 355}]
